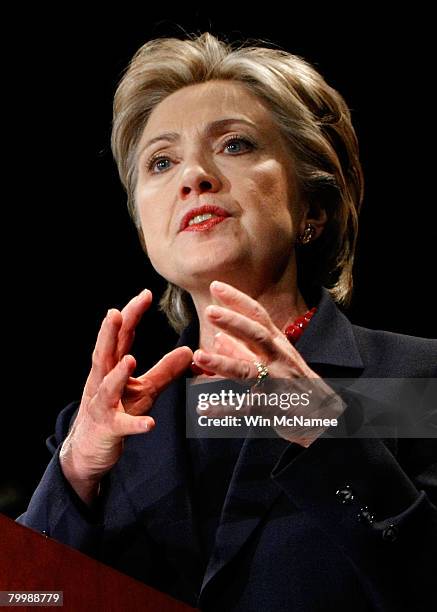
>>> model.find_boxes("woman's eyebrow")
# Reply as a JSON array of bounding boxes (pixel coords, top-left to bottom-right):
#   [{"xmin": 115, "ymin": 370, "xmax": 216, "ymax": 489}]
[
  {"xmin": 205, "ymin": 117, "xmax": 257, "ymax": 134},
  {"xmin": 140, "ymin": 131, "xmax": 179, "ymax": 155},
  {"xmin": 139, "ymin": 117, "xmax": 258, "ymax": 157}
]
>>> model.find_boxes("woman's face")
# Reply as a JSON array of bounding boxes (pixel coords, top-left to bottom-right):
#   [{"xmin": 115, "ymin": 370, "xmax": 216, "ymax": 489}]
[{"xmin": 135, "ymin": 80, "xmax": 307, "ymax": 292}]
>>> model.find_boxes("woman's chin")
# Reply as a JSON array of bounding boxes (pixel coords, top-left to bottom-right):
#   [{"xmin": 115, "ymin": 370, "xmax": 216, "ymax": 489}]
[{"xmin": 169, "ymin": 255, "xmax": 245, "ymax": 289}]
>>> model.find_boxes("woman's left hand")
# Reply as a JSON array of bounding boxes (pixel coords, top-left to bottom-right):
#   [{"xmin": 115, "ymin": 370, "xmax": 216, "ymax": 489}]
[{"xmin": 192, "ymin": 280, "xmax": 345, "ymax": 447}]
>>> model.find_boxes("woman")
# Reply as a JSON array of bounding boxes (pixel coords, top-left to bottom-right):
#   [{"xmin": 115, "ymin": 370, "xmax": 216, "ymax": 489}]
[{"xmin": 18, "ymin": 33, "xmax": 436, "ymax": 611}]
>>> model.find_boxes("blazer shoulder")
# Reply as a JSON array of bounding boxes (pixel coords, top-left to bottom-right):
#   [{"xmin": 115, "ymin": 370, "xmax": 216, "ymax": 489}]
[{"xmin": 351, "ymin": 325, "xmax": 437, "ymax": 377}]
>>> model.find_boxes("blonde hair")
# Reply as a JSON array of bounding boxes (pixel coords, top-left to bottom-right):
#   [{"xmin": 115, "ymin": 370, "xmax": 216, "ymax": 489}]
[{"xmin": 111, "ymin": 32, "xmax": 364, "ymax": 333}]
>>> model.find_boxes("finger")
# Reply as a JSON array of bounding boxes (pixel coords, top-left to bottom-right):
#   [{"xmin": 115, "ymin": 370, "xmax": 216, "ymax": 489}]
[
  {"xmin": 206, "ymin": 305, "xmax": 278, "ymax": 359},
  {"xmin": 117, "ymin": 289, "xmax": 153, "ymax": 360},
  {"xmin": 121, "ymin": 376, "xmax": 162, "ymax": 416},
  {"xmin": 86, "ymin": 309, "xmax": 124, "ymax": 395},
  {"xmin": 194, "ymin": 349, "xmax": 255, "ymax": 381},
  {"xmin": 93, "ymin": 354, "xmax": 137, "ymax": 413},
  {"xmin": 121, "ymin": 346, "xmax": 194, "ymax": 417},
  {"xmin": 213, "ymin": 331, "xmax": 256, "ymax": 361},
  {"xmin": 136, "ymin": 346, "xmax": 193, "ymax": 397},
  {"xmin": 110, "ymin": 411, "xmax": 156, "ymax": 437},
  {"xmin": 210, "ymin": 280, "xmax": 275, "ymax": 330}
]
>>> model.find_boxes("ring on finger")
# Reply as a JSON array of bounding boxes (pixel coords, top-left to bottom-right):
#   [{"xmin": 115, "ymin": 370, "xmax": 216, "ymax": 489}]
[{"xmin": 253, "ymin": 360, "xmax": 269, "ymax": 385}]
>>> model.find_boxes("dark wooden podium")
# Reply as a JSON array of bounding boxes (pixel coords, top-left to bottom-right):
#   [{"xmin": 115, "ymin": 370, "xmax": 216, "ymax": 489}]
[{"xmin": 0, "ymin": 514, "xmax": 199, "ymax": 611}]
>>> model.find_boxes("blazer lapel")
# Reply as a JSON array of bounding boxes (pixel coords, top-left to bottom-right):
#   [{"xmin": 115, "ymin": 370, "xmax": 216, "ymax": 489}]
[{"xmin": 199, "ymin": 432, "xmax": 290, "ymax": 599}]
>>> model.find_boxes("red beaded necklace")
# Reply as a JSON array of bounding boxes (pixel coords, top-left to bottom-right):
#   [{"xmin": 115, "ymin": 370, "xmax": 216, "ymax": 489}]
[{"xmin": 190, "ymin": 306, "xmax": 317, "ymax": 376}]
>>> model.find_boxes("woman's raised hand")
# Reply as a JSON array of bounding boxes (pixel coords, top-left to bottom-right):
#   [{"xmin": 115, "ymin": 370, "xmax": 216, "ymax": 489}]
[
  {"xmin": 59, "ymin": 289, "xmax": 193, "ymax": 505},
  {"xmin": 192, "ymin": 281, "xmax": 344, "ymax": 447}
]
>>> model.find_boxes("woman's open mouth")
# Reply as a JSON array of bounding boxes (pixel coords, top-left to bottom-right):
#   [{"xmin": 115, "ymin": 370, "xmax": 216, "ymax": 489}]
[
  {"xmin": 179, "ymin": 205, "xmax": 231, "ymax": 232},
  {"xmin": 182, "ymin": 213, "xmax": 229, "ymax": 232}
]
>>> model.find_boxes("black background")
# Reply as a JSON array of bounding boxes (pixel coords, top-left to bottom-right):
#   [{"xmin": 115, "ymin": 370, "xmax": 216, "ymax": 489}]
[{"xmin": 3, "ymin": 8, "xmax": 436, "ymax": 517}]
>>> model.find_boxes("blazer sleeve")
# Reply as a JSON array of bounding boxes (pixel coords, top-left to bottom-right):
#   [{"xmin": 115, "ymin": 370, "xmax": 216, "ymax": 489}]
[
  {"xmin": 271, "ymin": 429, "xmax": 437, "ymax": 611},
  {"xmin": 16, "ymin": 401, "xmax": 104, "ymax": 556}
]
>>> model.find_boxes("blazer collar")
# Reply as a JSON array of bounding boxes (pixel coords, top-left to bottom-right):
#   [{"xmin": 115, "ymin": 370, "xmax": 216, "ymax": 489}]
[{"xmin": 294, "ymin": 287, "xmax": 364, "ymax": 368}]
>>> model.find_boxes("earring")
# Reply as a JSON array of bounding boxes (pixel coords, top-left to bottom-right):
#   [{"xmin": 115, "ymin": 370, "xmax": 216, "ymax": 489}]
[{"xmin": 298, "ymin": 223, "xmax": 316, "ymax": 245}]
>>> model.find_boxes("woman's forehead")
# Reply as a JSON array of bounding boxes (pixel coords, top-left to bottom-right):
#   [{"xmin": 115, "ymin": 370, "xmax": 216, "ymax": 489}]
[{"xmin": 140, "ymin": 80, "xmax": 277, "ymax": 147}]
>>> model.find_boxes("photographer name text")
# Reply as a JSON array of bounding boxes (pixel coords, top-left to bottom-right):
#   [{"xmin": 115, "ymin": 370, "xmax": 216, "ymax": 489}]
[{"xmin": 198, "ymin": 415, "xmax": 338, "ymax": 427}]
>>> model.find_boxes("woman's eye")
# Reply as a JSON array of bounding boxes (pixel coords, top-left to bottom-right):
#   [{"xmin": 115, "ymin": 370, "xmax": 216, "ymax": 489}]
[
  {"xmin": 148, "ymin": 156, "xmax": 172, "ymax": 174},
  {"xmin": 223, "ymin": 137, "xmax": 255, "ymax": 154}
]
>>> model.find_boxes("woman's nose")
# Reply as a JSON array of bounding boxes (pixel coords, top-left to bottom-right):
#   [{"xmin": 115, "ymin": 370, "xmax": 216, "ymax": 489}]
[{"xmin": 180, "ymin": 160, "xmax": 222, "ymax": 198}]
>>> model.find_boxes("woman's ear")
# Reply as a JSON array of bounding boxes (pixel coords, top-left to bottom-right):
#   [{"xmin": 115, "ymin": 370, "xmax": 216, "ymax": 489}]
[{"xmin": 298, "ymin": 201, "xmax": 328, "ymax": 241}]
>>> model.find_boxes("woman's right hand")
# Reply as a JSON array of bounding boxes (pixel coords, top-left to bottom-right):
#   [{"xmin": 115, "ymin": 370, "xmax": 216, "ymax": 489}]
[{"xmin": 59, "ymin": 289, "xmax": 193, "ymax": 505}]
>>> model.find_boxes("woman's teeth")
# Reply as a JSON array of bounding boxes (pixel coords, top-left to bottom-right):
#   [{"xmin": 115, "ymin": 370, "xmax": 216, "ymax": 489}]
[{"xmin": 188, "ymin": 213, "xmax": 218, "ymax": 226}]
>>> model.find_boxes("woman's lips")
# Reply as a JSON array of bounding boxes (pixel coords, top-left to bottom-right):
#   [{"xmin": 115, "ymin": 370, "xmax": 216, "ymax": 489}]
[
  {"xmin": 182, "ymin": 216, "xmax": 229, "ymax": 232},
  {"xmin": 179, "ymin": 205, "xmax": 231, "ymax": 231}
]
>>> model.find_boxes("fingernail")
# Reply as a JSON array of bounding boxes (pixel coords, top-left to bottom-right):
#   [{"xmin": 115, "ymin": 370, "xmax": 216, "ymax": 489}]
[
  {"xmin": 142, "ymin": 420, "xmax": 149, "ymax": 431},
  {"xmin": 123, "ymin": 355, "xmax": 134, "ymax": 368},
  {"xmin": 207, "ymin": 305, "xmax": 221, "ymax": 318},
  {"xmin": 211, "ymin": 280, "xmax": 226, "ymax": 292}
]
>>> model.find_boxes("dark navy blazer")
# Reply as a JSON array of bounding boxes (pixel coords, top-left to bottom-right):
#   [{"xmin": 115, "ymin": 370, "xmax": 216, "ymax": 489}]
[{"xmin": 17, "ymin": 289, "xmax": 437, "ymax": 611}]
